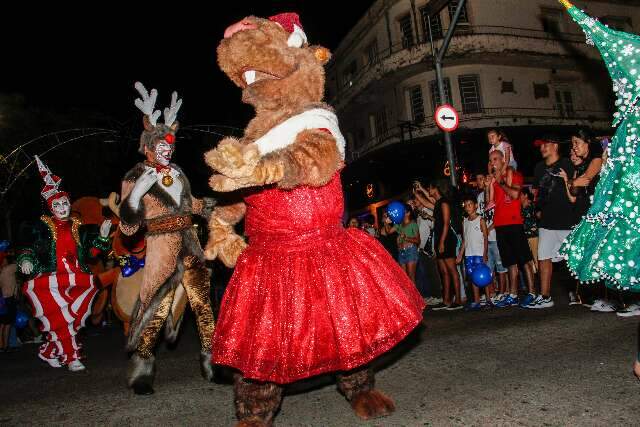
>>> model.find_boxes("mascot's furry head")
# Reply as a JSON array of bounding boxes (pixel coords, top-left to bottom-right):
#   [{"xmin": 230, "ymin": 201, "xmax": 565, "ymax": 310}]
[{"xmin": 217, "ymin": 13, "xmax": 331, "ymax": 112}]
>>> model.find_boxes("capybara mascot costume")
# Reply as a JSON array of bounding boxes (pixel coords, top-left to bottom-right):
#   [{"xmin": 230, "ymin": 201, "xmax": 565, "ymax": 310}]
[{"xmin": 205, "ymin": 13, "xmax": 425, "ymax": 426}]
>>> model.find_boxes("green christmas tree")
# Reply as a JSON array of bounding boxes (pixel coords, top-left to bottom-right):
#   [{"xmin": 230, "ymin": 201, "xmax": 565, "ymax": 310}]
[{"xmin": 559, "ymin": 1, "xmax": 640, "ymax": 291}]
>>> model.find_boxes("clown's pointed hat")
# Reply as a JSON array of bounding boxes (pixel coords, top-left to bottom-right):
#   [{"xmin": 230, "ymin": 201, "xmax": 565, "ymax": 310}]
[
  {"xmin": 560, "ymin": 0, "xmax": 640, "ymax": 126},
  {"xmin": 35, "ymin": 155, "xmax": 67, "ymax": 203}
]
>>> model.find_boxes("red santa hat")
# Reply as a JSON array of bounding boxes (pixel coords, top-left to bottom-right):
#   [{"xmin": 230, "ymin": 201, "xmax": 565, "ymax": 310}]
[
  {"xmin": 269, "ymin": 13, "xmax": 308, "ymax": 48},
  {"xmin": 35, "ymin": 155, "xmax": 68, "ymax": 206}
]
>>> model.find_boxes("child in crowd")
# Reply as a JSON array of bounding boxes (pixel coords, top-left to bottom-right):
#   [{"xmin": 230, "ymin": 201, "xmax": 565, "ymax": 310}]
[
  {"xmin": 488, "ymin": 129, "xmax": 517, "ymax": 171},
  {"xmin": 397, "ymin": 206, "xmax": 420, "ymax": 283},
  {"xmin": 520, "ymin": 187, "xmax": 539, "ymax": 275},
  {"xmin": 457, "ymin": 196, "xmax": 490, "ymax": 311}
]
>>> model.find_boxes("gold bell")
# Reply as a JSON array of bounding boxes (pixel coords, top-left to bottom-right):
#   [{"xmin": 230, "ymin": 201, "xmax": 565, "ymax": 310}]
[{"xmin": 162, "ymin": 174, "xmax": 174, "ymax": 187}]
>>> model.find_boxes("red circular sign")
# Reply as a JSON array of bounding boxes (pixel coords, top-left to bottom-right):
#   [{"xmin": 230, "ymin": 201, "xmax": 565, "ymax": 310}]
[{"xmin": 434, "ymin": 104, "xmax": 459, "ymax": 132}]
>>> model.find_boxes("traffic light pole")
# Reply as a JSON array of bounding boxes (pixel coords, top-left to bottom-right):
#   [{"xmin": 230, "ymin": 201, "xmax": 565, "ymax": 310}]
[{"xmin": 430, "ymin": 0, "xmax": 467, "ymax": 187}]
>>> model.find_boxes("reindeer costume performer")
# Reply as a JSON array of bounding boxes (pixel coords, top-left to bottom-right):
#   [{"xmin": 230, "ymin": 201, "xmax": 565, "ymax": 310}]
[{"xmin": 119, "ymin": 83, "xmax": 215, "ymax": 395}]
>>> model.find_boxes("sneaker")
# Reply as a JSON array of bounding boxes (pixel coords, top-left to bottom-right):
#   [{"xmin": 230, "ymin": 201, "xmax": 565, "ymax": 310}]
[
  {"xmin": 617, "ymin": 304, "xmax": 640, "ymax": 317},
  {"xmin": 67, "ymin": 360, "xmax": 86, "ymax": 372},
  {"xmin": 466, "ymin": 302, "xmax": 482, "ymax": 311},
  {"xmin": 424, "ymin": 297, "xmax": 443, "ymax": 306},
  {"xmin": 492, "ymin": 293, "xmax": 506, "ymax": 305},
  {"xmin": 495, "ymin": 295, "xmax": 518, "ymax": 308},
  {"xmin": 568, "ymin": 292, "xmax": 579, "ymax": 306},
  {"xmin": 528, "ymin": 295, "xmax": 543, "ymax": 308},
  {"xmin": 532, "ymin": 296, "xmax": 555, "ymax": 309},
  {"xmin": 23, "ymin": 335, "xmax": 44, "ymax": 344},
  {"xmin": 591, "ymin": 299, "xmax": 616, "ymax": 313},
  {"xmin": 431, "ymin": 302, "xmax": 448, "ymax": 311},
  {"xmin": 519, "ymin": 293, "xmax": 536, "ymax": 308},
  {"xmin": 38, "ymin": 353, "xmax": 62, "ymax": 368},
  {"xmin": 446, "ymin": 303, "xmax": 463, "ymax": 311}
]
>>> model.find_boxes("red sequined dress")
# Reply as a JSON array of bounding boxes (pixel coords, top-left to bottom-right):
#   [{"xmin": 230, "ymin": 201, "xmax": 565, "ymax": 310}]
[{"xmin": 212, "ymin": 173, "xmax": 425, "ymax": 384}]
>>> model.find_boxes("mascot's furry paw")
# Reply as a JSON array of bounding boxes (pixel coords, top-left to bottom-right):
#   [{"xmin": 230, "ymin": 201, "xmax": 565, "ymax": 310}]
[
  {"xmin": 218, "ymin": 234, "xmax": 248, "ymax": 268},
  {"xmin": 350, "ymin": 389, "xmax": 396, "ymax": 420},
  {"xmin": 204, "ymin": 227, "xmax": 247, "ymax": 268},
  {"xmin": 205, "ymin": 139, "xmax": 260, "ymax": 179},
  {"xmin": 209, "ymin": 174, "xmax": 255, "ymax": 192}
]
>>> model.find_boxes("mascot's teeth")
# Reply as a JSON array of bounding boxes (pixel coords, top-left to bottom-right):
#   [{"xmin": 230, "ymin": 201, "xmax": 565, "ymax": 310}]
[{"xmin": 243, "ymin": 70, "xmax": 256, "ymax": 85}]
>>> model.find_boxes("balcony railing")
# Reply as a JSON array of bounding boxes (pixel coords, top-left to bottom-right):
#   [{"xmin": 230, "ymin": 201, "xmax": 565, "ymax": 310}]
[
  {"xmin": 346, "ymin": 107, "xmax": 610, "ymax": 162},
  {"xmin": 333, "ymin": 25, "xmax": 588, "ymax": 102}
]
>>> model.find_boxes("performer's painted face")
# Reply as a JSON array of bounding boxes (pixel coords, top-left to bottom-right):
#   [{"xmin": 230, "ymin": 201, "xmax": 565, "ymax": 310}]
[
  {"xmin": 154, "ymin": 142, "xmax": 173, "ymax": 166},
  {"xmin": 50, "ymin": 196, "xmax": 71, "ymax": 220}
]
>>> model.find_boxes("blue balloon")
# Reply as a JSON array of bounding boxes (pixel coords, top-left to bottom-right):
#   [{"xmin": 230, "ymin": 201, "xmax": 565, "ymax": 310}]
[
  {"xmin": 15, "ymin": 310, "xmax": 29, "ymax": 329},
  {"xmin": 0, "ymin": 240, "xmax": 9, "ymax": 252},
  {"xmin": 121, "ymin": 263, "xmax": 135, "ymax": 278},
  {"xmin": 471, "ymin": 263, "xmax": 493, "ymax": 288},
  {"xmin": 386, "ymin": 201, "xmax": 406, "ymax": 225}
]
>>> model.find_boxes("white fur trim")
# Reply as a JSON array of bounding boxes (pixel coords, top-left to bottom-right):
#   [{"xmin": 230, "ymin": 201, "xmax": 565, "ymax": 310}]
[
  {"xmin": 287, "ymin": 24, "xmax": 307, "ymax": 48},
  {"xmin": 255, "ymin": 108, "xmax": 345, "ymax": 159},
  {"xmin": 144, "ymin": 165, "xmax": 183, "ymax": 205}
]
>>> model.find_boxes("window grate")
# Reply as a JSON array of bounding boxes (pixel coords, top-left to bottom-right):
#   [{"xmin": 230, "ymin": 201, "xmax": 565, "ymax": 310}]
[
  {"xmin": 448, "ymin": 1, "xmax": 469, "ymax": 24},
  {"xmin": 430, "ymin": 78, "xmax": 452, "ymax": 110},
  {"xmin": 399, "ymin": 14, "xmax": 414, "ymax": 48},
  {"xmin": 459, "ymin": 75, "xmax": 483, "ymax": 114},
  {"xmin": 409, "ymin": 86, "xmax": 425, "ymax": 123},
  {"xmin": 421, "ymin": 7, "xmax": 443, "ymax": 40}
]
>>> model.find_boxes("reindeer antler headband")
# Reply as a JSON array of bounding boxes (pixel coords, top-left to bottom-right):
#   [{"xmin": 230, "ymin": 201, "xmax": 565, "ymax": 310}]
[
  {"xmin": 134, "ymin": 82, "xmax": 182, "ymax": 129},
  {"xmin": 134, "ymin": 82, "xmax": 183, "ymax": 151}
]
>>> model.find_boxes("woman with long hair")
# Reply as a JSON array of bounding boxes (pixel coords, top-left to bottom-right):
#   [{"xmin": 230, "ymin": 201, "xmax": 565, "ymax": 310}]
[
  {"xmin": 570, "ymin": 128, "xmax": 603, "ymax": 212},
  {"xmin": 428, "ymin": 179, "xmax": 463, "ymax": 310}
]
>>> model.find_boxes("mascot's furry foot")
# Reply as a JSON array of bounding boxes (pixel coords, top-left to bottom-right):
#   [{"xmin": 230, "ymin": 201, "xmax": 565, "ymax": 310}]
[
  {"xmin": 200, "ymin": 351, "xmax": 214, "ymax": 382},
  {"xmin": 235, "ymin": 419, "xmax": 270, "ymax": 427},
  {"xmin": 350, "ymin": 389, "xmax": 396, "ymax": 420},
  {"xmin": 128, "ymin": 353, "xmax": 156, "ymax": 395}
]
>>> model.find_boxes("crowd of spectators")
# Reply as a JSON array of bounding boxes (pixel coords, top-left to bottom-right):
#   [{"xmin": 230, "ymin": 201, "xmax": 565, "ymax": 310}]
[{"xmin": 349, "ymin": 128, "xmax": 638, "ymax": 316}]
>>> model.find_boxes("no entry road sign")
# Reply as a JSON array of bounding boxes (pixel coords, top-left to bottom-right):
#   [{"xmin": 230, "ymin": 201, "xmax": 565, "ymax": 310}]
[{"xmin": 434, "ymin": 104, "xmax": 459, "ymax": 132}]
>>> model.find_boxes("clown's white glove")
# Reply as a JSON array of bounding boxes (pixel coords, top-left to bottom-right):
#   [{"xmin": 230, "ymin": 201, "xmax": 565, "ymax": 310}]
[
  {"xmin": 99, "ymin": 219, "xmax": 112, "ymax": 238},
  {"xmin": 20, "ymin": 260, "xmax": 34, "ymax": 275}
]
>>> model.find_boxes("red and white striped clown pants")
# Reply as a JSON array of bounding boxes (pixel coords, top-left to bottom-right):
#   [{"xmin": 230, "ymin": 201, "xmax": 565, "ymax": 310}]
[{"xmin": 23, "ymin": 264, "xmax": 97, "ymax": 365}]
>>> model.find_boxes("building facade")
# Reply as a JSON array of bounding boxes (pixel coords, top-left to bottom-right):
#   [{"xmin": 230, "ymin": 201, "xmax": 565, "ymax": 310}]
[{"xmin": 327, "ymin": 0, "xmax": 640, "ymax": 172}]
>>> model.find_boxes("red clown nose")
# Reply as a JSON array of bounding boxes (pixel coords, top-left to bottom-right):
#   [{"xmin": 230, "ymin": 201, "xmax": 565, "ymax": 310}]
[{"xmin": 165, "ymin": 134, "xmax": 175, "ymax": 144}]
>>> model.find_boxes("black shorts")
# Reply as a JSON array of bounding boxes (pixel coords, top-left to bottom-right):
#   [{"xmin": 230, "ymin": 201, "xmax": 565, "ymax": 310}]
[
  {"xmin": 495, "ymin": 224, "xmax": 533, "ymax": 268},
  {"xmin": 435, "ymin": 233, "xmax": 458, "ymax": 260},
  {"xmin": 0, "ymin": 296, "xmax": 17, "ymax": 325}
]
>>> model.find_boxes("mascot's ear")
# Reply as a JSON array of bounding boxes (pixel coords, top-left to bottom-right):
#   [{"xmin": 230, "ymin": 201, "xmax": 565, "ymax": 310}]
[{"xmin": 312, "ymin": 46, "xmax": 331, "ymax": 65}]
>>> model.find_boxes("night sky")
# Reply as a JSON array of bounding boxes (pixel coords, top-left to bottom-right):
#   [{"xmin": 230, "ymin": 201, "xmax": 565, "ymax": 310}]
[
  {"xmin": 1, "ymin": 2, "xmax": 372, "ymax": 232},
  {"xmin": 3, "ymin": 2, "xmax": 371, "ymax": 126}
]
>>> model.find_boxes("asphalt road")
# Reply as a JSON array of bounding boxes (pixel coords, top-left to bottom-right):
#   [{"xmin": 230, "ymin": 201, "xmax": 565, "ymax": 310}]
[{"xmin": 1, "ymin": 300, "xmax": 639, "ymax": 426}]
